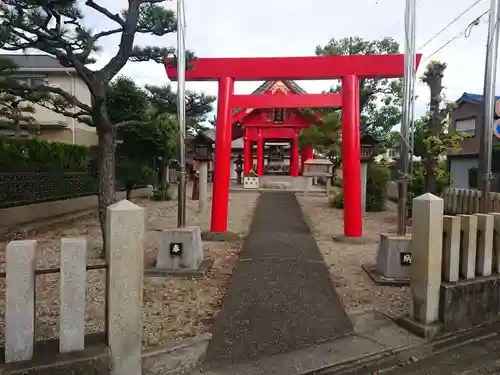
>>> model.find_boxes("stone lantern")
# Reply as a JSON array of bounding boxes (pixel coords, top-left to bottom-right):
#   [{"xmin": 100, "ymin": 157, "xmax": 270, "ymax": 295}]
[
  {"xmin": 192, "ymin": 136, "xmax": 213, "ymax": 213},
  {"xmin": 359, "ymin": 134, "xmax": 378, "ymax": 214},
  {"xmin": 235, "ymin": 155, "xmax": 243, "ymax": 184}
]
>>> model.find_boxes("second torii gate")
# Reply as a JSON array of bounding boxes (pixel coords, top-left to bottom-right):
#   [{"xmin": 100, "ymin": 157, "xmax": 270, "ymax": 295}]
[
  {"xmin": 166, "ymin": 53, "xmax": 422, "ymax": 238},
  {"xmin": 232, "ymin": 90, "xmax": 342, "ymax": 176}
]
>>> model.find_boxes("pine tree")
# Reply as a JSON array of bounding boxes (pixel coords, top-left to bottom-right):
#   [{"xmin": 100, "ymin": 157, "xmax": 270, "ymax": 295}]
[{"xmin": 0, "ymin": 0, "xmax": 190, "ymax": 254}]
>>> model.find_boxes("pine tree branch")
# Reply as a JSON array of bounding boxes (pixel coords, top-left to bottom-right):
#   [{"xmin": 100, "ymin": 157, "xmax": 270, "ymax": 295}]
[
  {"xmin": 98, "ymin": 1, "xmax": 142, "ymax": 81},
  {"xmin": 114, "ymin": 119, "xmax": 152, "ymax": 128},
  {"xmin": 84, "ymin": 0, "xmax": 125, "ymax": 26}
]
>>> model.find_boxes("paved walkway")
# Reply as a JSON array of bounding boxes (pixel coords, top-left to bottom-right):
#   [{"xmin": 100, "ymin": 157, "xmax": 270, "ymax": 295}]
[{"xmin": 202, "ymin": 192, "xmax": 353, "ymax": 368}]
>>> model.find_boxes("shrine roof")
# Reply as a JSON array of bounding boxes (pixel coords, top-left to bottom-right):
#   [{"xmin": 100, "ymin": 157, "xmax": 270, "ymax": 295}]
[{"xmin": 232, "ymin": 80, "xmax": 307, "ymax": 114}]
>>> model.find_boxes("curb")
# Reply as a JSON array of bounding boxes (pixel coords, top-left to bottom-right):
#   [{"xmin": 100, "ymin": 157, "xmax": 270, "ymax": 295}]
[{"xmin": 304, "ymin": 321, "xmax": 500, "ymax": 374}]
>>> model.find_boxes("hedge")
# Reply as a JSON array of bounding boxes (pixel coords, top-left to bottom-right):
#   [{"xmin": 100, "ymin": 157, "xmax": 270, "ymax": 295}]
[{"xmin": 0, "ymin": 137, "xmax": 99, "ymax": 207}]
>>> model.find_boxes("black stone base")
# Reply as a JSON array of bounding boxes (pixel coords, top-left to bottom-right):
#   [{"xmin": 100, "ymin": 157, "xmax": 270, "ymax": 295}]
[
  {"xmin": 145, "ymin": 258, "xmax": 213, "ymax": 279},
  {"xmin": 396, "ymin": 315, "xmax": 442, "ymax": 340},
  {"xmin": 332, "ymin": 235, "xmax": 372, "ymax": 245},
  {"xmin": 201, "ymin": 231, "xmax": 241, "ymax": 242},
  {"xmin": 440, "ymin": 274, "xmax": 500, "ymax": 330},
  {"xmin": 361, "ymin": 264, "xmax": 410, "ymax": 286}
]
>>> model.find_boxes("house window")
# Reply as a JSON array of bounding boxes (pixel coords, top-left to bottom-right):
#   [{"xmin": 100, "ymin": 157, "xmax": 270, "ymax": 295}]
[
  {"xmin": 17, "ymin": 77, "xmax": 47, "ymax": 87},
  {"xmin": 456, "ymin": 118, "xmax": 476, "ymax": 132},
  {"xmin": 272, "ymin": 108, "xmax": 285, "ymax": 123}
]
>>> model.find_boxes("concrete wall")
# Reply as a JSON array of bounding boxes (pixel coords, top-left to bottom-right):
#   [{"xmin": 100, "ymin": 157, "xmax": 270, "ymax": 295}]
[
  {"xmin": 449, "ymin": 157, "xmax": 478, "ymax": 189},
  {"xmin": 0, "ymin": 187, "xmax": 151, "ymax": 233}
]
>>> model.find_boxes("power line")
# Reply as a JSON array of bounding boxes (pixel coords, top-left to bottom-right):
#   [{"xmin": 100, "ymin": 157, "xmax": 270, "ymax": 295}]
[
  {"xmin": 418, "ymin": 0, "xmax": 484, "ymax": 50},
  {"xmin": 381, "ymin": 0, "xmax": 424, "ymax": 37},
  {"xmin": 421, "ymin": 10, "xmax": 489, "ymax": 64}
]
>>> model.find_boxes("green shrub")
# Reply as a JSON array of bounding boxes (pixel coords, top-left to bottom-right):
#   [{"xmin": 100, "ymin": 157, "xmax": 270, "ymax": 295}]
[
  {"xmin": 152, "ymin": 186, "xmax": 172, "ymax": 201},
  {"xmin": 409, "ymin": 161, "xmax": 450, "ymax": 197},
  {"xmin": 332, "ymin": 193, "xmax": 344, "ymax": 209},
  {"xmin": 330, "ymin": 163, "xmax": 390, "ymax": 212}
]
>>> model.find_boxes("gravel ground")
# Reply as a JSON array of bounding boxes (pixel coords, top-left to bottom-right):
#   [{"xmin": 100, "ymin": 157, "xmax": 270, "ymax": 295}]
[
  {"xmin": 297, "ymin": 195, "xmax": 410, "ymax": 318},
  {"xmin": 0, "ymin": 188, "xmax": 258, "ymax": 348}
]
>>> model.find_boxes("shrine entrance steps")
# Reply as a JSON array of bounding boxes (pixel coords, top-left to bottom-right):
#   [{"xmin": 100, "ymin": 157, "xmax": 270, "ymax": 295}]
[{"xmin": 201, "ymin": 191, "xmax": 353, "ymax": 369}]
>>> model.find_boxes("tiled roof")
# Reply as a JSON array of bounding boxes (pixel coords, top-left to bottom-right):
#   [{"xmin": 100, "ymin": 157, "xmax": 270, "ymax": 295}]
[
  {"xmin": 0, "ymin": 54, "xmax": 69, "ymax": 69},
  {"xmin": 457, "ymin": 92, "xmax": 500, "ymax": 104}
]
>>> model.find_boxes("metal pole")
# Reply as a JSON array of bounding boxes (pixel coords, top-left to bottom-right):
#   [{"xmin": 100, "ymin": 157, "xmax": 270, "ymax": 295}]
[
  {"xmin": 176, "ymin": 0, "xmax": 187, "ymax": 227},
  {"xmin": 480, "ymin": 0, "xmax": 500, "ymax": 213},
  {"xmin": 397, "ymin": 0, "xmax": 417, "ymax": 235}
]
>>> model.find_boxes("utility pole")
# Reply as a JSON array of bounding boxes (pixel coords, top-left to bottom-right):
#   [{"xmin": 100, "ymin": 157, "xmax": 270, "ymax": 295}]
[
  {"xmin": 176, "ymin": 0, "xmax": 187, "ymax": 227},
  {"xmin": 397, "ymin": 0, "xmax": 417, "ymax": 235},
  {"xmin": 479, "ymin": 0, "xmax": 500, "ymax": 213}
]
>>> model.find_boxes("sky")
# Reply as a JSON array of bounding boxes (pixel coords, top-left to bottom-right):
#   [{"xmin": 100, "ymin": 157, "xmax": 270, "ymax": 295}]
[{"xmin": 27, "ymin": 0, "xmax": 500, "ymax": 125}]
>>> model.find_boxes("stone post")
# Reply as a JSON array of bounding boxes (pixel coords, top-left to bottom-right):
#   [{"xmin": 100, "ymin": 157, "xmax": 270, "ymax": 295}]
[
  {"xmin": 442, "ymin": 216, "xmax": 460, "ymax": 282},
  {"xmin": 60, "ymin": 237, "xmax": 87, "ymax": 353},
  {"xmin": 5, "ymin": 240, "xmax": 36, "ymax": 363},
  {"xmin": 410, "ymin": 193, "xmax": 443, "ymax": 325},
  {"xmin": 475, "ymin": 213, "xmax": 494, "ymax": 276},
  {"xmin": 199, "ymin": 161, "xmax": 208, "ymax": 213},
  {"xmin": 360, "ymin": 162, "xmax": 368, "ymax": 214},
  {"xmin": 492, "ymin": 213, "xmax": 500, "ymax": 272},
  {"xmin": 458, "ymin": 214, "xmax": 478, "ymax": 279},
  {"xmin": 107, "ymin": 200, "xmax": 145, "ymax": 375}
]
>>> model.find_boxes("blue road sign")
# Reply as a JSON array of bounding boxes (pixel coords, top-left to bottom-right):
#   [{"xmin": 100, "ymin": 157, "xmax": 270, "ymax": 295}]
[{"xmin": 494, "ymin": 119, "xmax": 500, "ymax": 139}]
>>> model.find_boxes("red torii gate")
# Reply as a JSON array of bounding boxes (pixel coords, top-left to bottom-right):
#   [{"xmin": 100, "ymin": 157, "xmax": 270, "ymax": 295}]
[{"xmin": 166, "ymin": 54, "xmax": 422, "ymax": 237}]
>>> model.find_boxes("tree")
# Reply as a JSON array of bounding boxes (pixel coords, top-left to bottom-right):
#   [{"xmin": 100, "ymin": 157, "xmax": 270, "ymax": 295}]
[
  {"xmin": 299, "ymin": 110, "xmax": 342, "ymax": 168},
  {"xmin": 106, "ymin": 76, "xmax": 214, "ymax": 195},
  {"xmin": 413, "ymin": 61, "xmax": 464, "ymax": 194},
  {"xmin": 299, "ymin": 37, "xmax": 403, "ymax": 163},
  {"xmin": 0, "ymin": 0, "xmax": 187, "ymax": 251},
  {"xmin": 315, "ymin": 36, "xmax": 402, "ymax": 139},
  {"xmin": 146, "ymin": 84, "xmax": 215, "ymax": 135},
  {"xmin": 0, "ymin": 58, "xmax": 37, "ymax": 137}
]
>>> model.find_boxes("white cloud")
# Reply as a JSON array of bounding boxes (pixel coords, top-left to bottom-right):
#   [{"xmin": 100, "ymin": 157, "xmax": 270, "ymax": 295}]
[{"xmin": 6, "ymin": 0, "xmax": 498, "ymax": 122}]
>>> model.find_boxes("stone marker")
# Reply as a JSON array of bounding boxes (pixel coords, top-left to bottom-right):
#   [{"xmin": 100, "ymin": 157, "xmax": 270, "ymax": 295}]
[
  {"xmin": 157, "ymin": 226, "xmax": 203, "ymax": 270},
  {"xmin": 475, "ymin": 213, "xmax": 494, "ymax": 276},
  {"xmin": 491, "ymin": 213, "xmax": 500, "ymax": 272},
  {"xmin": 442, "ymin": 215, "xmax": 460, "ymax": 282},
  {"xmin": 375, "ymin": 233, "xmax": 412, "ymax": 279},
  {"xmin": 5, "ymin": 240, "xmax": 36, "ymax": 363},
  {"xmin": 410, "ymin": 193, "xmax": 443, "ymax": 325},
  {"xmin": 107, "ymin": 200, "xmax": 145, "ymax": 375},
  {"xmin": 199, "ymin": 161, "xmax": 208, "ymax": 213},
  {"xmin": 60, "ymin": 237, "xmax": 87, "ymax": 353}
]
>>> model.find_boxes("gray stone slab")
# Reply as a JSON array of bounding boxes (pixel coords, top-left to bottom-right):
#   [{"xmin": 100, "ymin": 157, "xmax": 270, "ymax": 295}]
[
  {"xmin": 197, "ymin": 335, "xmax": 383, "ymax": 375},
  {"xmin": 60, "ymin": 237, "xmax": 87, "ymax": 353},
  {"xmin": 5, "ymin": 240, "xmax": 36, "ymax": 363},
  {"xmin": 156, "ymin": 226, "xmax": 203, "ymax": 270}
]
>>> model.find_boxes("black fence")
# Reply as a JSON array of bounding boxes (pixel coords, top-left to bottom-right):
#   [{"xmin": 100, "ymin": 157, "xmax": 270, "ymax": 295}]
[{"xmin": 0, "ymin": 171, "xmax": 99, "ymax": 208}]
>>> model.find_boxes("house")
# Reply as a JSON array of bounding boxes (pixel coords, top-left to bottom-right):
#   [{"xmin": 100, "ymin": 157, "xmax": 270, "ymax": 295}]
[
  {"xmin": 448, "ymin": 92, "xmax": 500, "ymax": 191},
  {"xmin": 0, "ymin": 54, "xmax": 97, "ymax": 146}
]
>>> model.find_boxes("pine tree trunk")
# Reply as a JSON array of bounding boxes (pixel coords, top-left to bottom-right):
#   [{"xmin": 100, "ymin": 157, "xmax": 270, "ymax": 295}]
[{"xmin": 97, "ymin": 123, "xmax": 116, "ymax": 258}]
